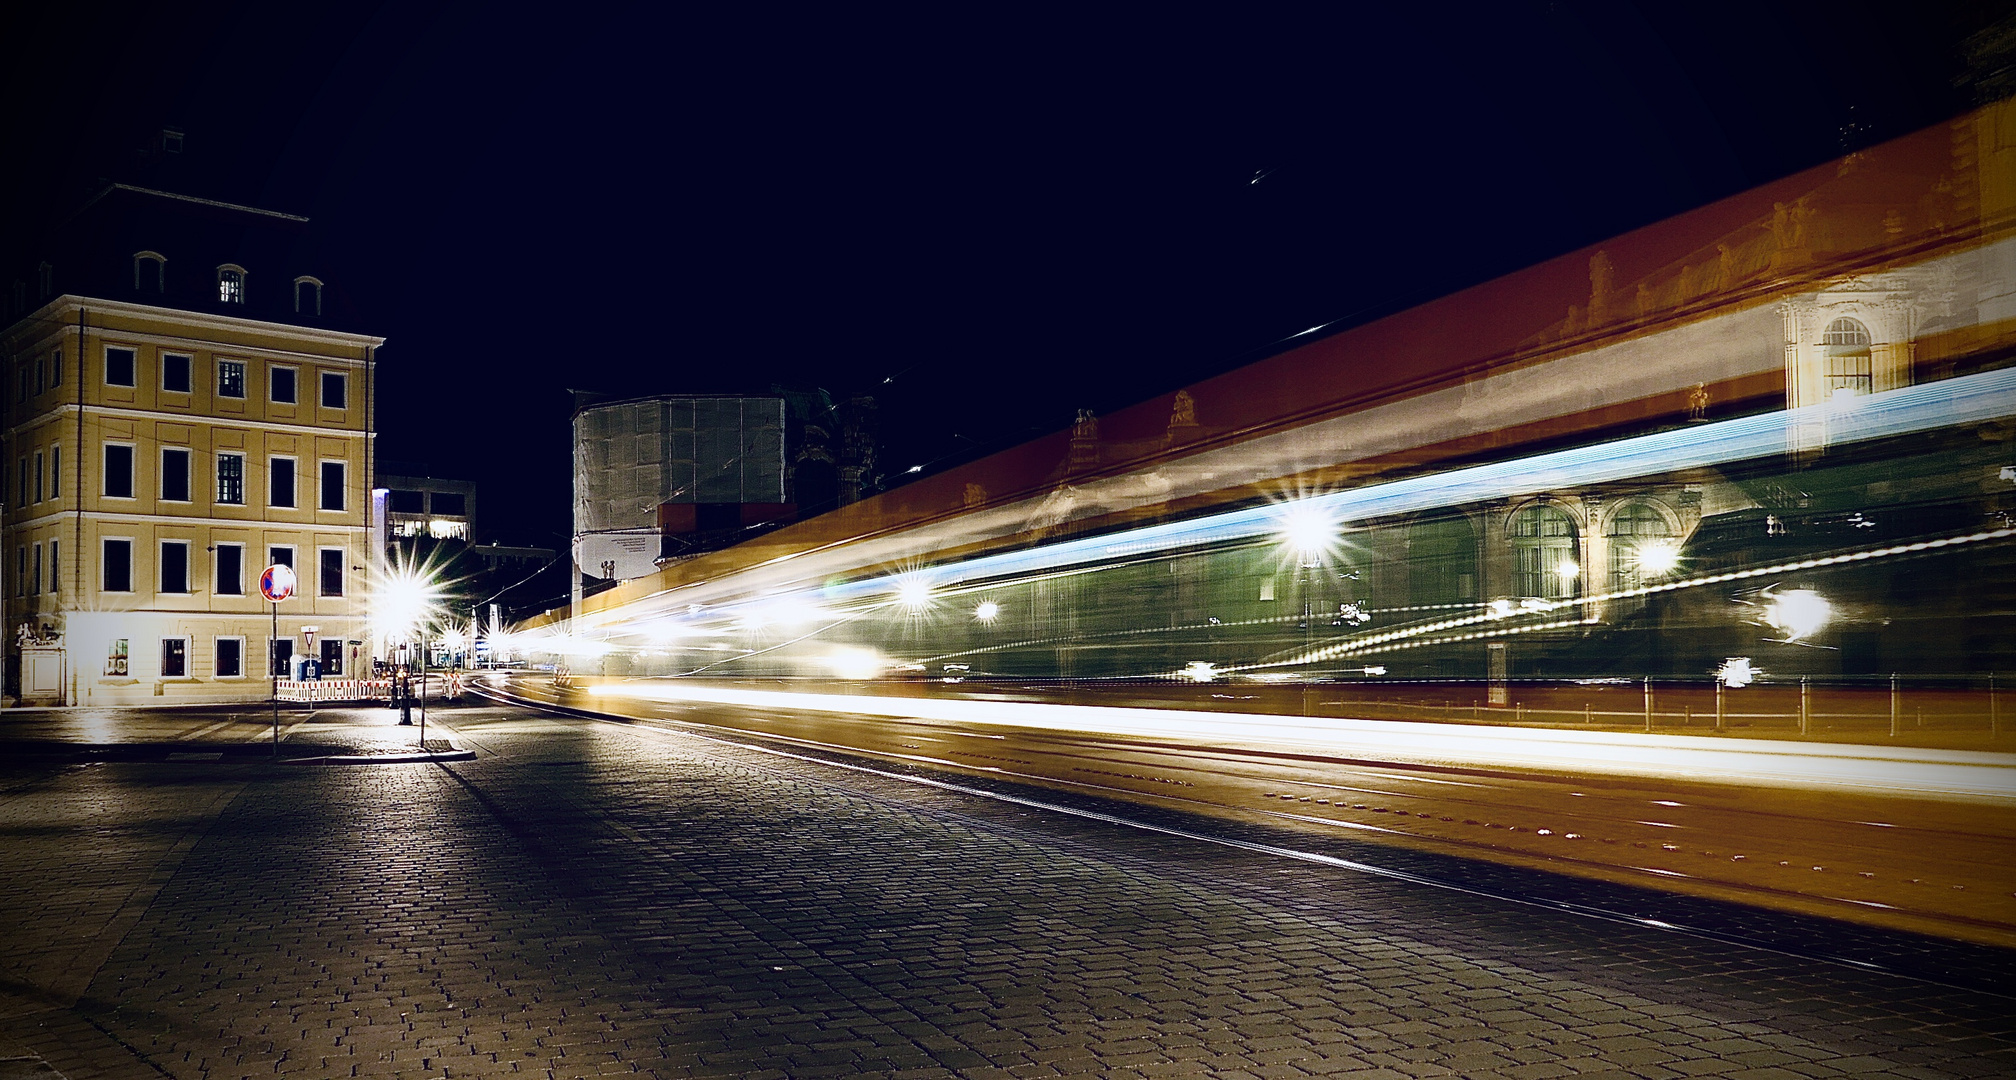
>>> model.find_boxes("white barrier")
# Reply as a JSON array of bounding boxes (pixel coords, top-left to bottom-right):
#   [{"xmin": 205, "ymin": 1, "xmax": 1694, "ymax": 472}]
[{"xmin": 275, "ymin": 679, "xmax": 392, "ymax": 703}]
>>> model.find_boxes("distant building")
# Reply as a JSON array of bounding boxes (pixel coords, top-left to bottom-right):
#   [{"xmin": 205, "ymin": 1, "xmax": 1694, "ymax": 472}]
[
  {"xmin": 572, "ymin": 395, "xmax": 790, "ymax": 597},
  {"xmin": 1, "ymin": 182, "xmax": 380, "ymax": 705},
  {"xmin": 377, "ymin": 468, "xmax": 477, "ymax": 543}
]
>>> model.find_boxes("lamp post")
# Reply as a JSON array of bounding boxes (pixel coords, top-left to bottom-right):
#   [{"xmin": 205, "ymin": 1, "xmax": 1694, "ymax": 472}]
[{"xmin": 259, "ymin": 563, "xmax": 298, "ymax": 755}]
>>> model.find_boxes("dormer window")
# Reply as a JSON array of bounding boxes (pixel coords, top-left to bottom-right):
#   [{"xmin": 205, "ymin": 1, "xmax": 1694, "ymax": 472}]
[
  {"xmin": 36, "ymin": 262, "xmax": 52, "ymax": 300},
  {"xmin": 161, "ymin": 128, "xmax": 184, "ymax": 154},
  {"xmin": 134, "ymin": 251, "xmax": 166, "ymax": 293},
  {"xmin": 293, "ymin": 276, "xmax": 323, "ymax": 316},
  {"xmin": 216, "ymin": 265, "xmax": 246, "ymax": 305}
]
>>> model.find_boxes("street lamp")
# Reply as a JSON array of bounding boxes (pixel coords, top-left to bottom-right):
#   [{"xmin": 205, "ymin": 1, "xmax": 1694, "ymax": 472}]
[{"xmin": 368, "ymin": 556, "xmax": 447, "ymax": 741}]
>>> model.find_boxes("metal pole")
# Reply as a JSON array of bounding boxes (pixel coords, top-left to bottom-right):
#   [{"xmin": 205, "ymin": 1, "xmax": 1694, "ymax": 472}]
[
  {"xmin": 418, "ymin": 633, "xmax": 428, "ymax": 749},
  {"xmin": 1799, "ymin": 677, "xmax": 1810, "ymax": 736},
  {"xmin": 1715, "ymin": 680, "xmax": 1724, "ymax": 731},
  {"xmin": 271, "ymin": 601, "xmax": 279, "ymax": 755},
  {"xmin": 1643, "ymin": 676, "xmax": 1653, "ymax": 732},
  {"xmin": 1890, "ymin": 674, "xmax": 1899, "ymax": 738}
]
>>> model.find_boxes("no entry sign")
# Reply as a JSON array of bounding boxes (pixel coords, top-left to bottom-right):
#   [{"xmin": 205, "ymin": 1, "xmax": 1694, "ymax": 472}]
[{"xmin": 259, "ymin": 563, "xmax": 297, "ymax": 602}]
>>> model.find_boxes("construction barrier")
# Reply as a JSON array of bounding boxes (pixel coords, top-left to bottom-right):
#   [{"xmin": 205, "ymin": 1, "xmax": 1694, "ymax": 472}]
[{"xmin": 275, "ymin": 679, "xmax": 392, "ymax": 704}]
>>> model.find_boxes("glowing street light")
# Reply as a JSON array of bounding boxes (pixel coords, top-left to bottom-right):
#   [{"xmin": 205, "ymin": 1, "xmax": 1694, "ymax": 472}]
[
  {"xmin": 897, "ymin": 576, "xmax": 932, "ymax": 612},
  {"xmin": 1277, "ymin": 502, "xmax": 1335, "ymax": 562},
  {"xmin": 1763, "ymin": 588, "xmax": 1833, "ymax": 642},
  {"xmin": 974, "ymin": 600, "xmax": 1000, "ymax": 622},
  {"xmin": 1633, "ymin": 541, "xmax": 1682, "ymax": 577}
]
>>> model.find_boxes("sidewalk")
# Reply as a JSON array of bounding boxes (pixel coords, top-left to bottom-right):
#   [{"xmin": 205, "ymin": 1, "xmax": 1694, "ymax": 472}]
[{"xmin": 0, "ymin": 701, "xmax": 475, "ymax": 763}]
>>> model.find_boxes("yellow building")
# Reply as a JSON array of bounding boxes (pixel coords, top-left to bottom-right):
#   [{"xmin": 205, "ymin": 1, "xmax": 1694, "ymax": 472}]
[{"xmin": 2, "ymin": 184, "xmax": 381, "ymax": 706}]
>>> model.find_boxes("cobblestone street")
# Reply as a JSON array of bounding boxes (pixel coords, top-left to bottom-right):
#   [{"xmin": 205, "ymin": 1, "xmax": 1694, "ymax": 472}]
[{"xmin": 1, "ymin": 704, "xmax": 2011, "ymax": 1080}]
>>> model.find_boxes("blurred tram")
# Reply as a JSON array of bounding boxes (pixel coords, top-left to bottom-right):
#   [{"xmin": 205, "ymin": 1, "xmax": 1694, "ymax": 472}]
[{"xmin": 526, "ymin": 97, "xmax": 2016, "ymax": 744}]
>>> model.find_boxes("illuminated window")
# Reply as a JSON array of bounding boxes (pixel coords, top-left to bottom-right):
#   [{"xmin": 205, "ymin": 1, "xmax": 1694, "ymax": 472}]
[
  {"xmin": 1822, "ymin": 317, "xmax": 1872, "ymax": 396},
  {"xmin": 216, "ymin": 453, "xmax": 245, "ymax": 504},
  {"xmin": 215, "ymin": 637, "xmax": 244, "ymax": 677},
  {"xmin": 134, "ymin": 251, "xmax": 165, "ymax": 293},
  {"xmin": 161, "ymin": 638, "xmax": 188, "ymax": 677},
  {"xmin": 1606, "ymin": 501, "xmax": 1674, "ymax": 599},
  {"xmin": 217, "ymin": 359, "xmax": 246, "ymax": 398},
  {"xmin": 1509, "ymin": 503, "xmax": 1578, "ymax": 599},
  {"xmin": 216, "ymin": 265, "xmax": 245, "ymax": 304}
]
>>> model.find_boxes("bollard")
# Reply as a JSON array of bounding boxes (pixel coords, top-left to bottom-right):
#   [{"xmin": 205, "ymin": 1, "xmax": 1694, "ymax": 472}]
[
  {"xmin": 1799, "ymin": 677, "xmax": 1810, "ymax": 736},
  {"xmin": 1890, "ymin": 674, "xmax": 1900, "ymax": 738},
  {"xmin": 1715, "ymin": 681, "xmax": 1724, "ymax": 731},
  {"xmin": 1644, "ymin": 677, "xmax": 1653, "ymax": 732},
  {"xmin": 1584, "ymin": 703, "xmax": 1592, "ymax": 724}
]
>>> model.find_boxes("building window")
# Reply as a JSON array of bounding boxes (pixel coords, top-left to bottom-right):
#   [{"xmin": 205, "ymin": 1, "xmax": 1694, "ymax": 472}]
[
  {"xmin": 269, "ymin": 456, "xmax": 296, "ymax": 508},
  {"xmin": 1823, "ymin": 317, "xmax": 1873, "ymax": 397},
  {"xmin": 160, "ymin": 541, "xmax": 190, "ymax": 594},
  {"xmin": 389, "ymin": 489, "xmax": 424, "ymax": 514},
  {"xmin": 36, "ymin": 261, "xmax": 52, "ymax": 299},
  {"xmin": 162, "ymin": 352, "xmax": 192, "ymax": 394},
  {"xmin": 13, "ymin": 547, "xmax": 23, "ymax": 597},
  {"xmin": 217, "ymin": 453, "xmax": 245, "ymax": 504},
  {"xmin": 103, "ymin": 444, "xmax": 134, "ymax": 498},
  {"xmin": 217, "ymin": 265, "xmax": 245, "ymax": 304},
  {"xmin": 31, "ymin": 543, "xmax": 41, "ymax": 595},
  {"xmin": 218, "ymin": 359, "xmax": 246, "ymax": 398},
  {"xmin": 134, "ymin": 252, "xmax": 165, "ymax": 293},
  {"xmin": 216, "ymin": 637, "xmax": 243, "ymax": 677},
  {"xmin": 269, "ymin": 638, "xmax": 293, "ymax": 677},
  {"xmin": 1607, "ymin": 501, "xmax": 1676, "ymax": 604},
  {"xmin": 105, "ymin": 638, "xmax": 129, "ymax": 677},
  {"xmin": 216, "ymin": 543, "xmax": 243, "ymax": 595},
  {"xmin": 35, "ymin": 353, "xmax": 44, "ymax": 394},
  {"xmin": 50, "ymin": 347, "xmax": 61, "ymax": 387},
  {"xmin": 105, "ymin": 346, "xmax": 136, "ymax": 387},
  {"xmin": 48, "ymin": 539, "xmax": 58, "ymax": 598},
  {"xmin": 48, "ymin": 445, "xmax": 58, "ymax": 503},
  {"xmin": 32, "ymin": 450, "xmax": 42, "ymax": 502},
  {"xmin": 321, "ymin": 371, "xmax": 346, "ymax": 409},
  {"xmin": 320, "ymin": 547, "xmax": 344, "ymax": 597},
  {"xmin": 161, "ymin": 638, "xmax": 188, "ymax": 678},
  {"xmin": 294, "ymin": 277, "xmax": 322, "ymax": 316},
  {"xmin": 102, "ymin": 538, "xmax": 132, "ymax": 592},
  {"xmin": 270, "ymin": 365, "xmax": 297, "ymax": 404},
  {"xmin": 1510, "ymin": 503, "xmax": 1579, "ymax": 600},
  {"xmin": 268, "ymin": 545, "xmax": 294, "ymax": 569},
  {"xmin": 431, "ymin": 491, "xmax": 466, "ymax": 515},
  {"xmin": 320, "ymin": 461, "xmax": 345, "ymax": 511},
  {"xmin": 320, "ymin": 638, "xmax": 343, "ymax": 677},
  {"xmin": 161, "ymin": 447, "xmax": 191, "ymax": 502}
]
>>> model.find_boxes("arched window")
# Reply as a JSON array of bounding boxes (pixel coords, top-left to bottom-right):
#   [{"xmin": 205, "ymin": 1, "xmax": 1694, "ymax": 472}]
[
  {"xmin": 1509, "ymin": 503, "xmax": 1578, "ymax": 599},
  {"xmin": 134, "ymin": 251, "xmax": 166, "ymax": 293},
  {"xmin": 216, "ymin": 264, "xmax": 246, "ymax": 305},
  {"xmin": 293, "ymin": 276, "xmax": 322, "ymax": 316},
  {"xmin": 1822, "ymin": 317, "xmax": 1872, "ymax": 397},
  {"xmin": 1606, "ymin": 501, "xmax": 1676, "ymax": 595}
]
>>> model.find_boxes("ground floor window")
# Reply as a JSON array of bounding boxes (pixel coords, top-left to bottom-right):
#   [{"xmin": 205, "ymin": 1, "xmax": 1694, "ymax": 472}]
[
  {"xmin": 104, "ymin": 638, "xmax": 128, "ymax": 676},
  {"xmin": 215, "ymin": 637, "xmax": 243, "ymax": 678},
  {"xmin": 161, "ymin": 638, "xmax": 188, "ymax": 678},
  {"xmin": 270, "ymin": 638, "xmax": 293, "ymax": 677},
  {"xmin": 320, "ymin": 638, "xmax": 344, "ymax": 676}
]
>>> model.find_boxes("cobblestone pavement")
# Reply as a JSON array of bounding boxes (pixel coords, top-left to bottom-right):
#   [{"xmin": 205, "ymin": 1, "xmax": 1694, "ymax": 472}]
[{"xmin": 0, "ymin": 704, "xmax": 2010, "ymax": 1080}]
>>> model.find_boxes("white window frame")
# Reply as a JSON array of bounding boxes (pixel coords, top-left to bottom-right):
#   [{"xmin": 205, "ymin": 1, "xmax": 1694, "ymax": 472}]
[
  {"xmin": 134, "ymin": 250, "xmax": 166, "ymax": 292},
  {"xmin": 268, "ymin": 364, "xmax": 298, "ymax": 406},
  {"xmin": 214, "ymin": 542, "xmax": 244, "ymax": 596},
  {"xmin": 317, "ymin": 545, "xmax": 347, "ymax": 598},
  {"xmin": 214, "ymin": 636, "xmax": 247, "ymax": 679},
  {"xmin": 160, "ymin": 351, "xmax": 194, "ymax": 395},
  {"xmin": 267, "ymin": 545, "xmax": 295, "ymax": 572},
  {"xmin": 102, "ymin": 441, "xmax": 137, "ymax": 500},
  {"xmin": 47, "ymin": 444, "xmax": 59, "ymax": 506},
  {"xmin": 320, "ymin": 370, "xmax": 347, "ymax": 410},
  {"xmin": 103, "ymin": 344, "xmax": 138, "ymax": 388},
  {"xmin": 268, "ymin": 454, "xmax": 297, "ymax": 509},
  {"xmin": 293, "ymin": 276, "xmax": 323, "ymax": 316},
  {"xmin": 159, "ymin": 539, "xmax": 193, "ymax": 594},
  {"xmin": 32, "ymin": 449, "xmax": 42, "ymax": 503},
  {"xmin": 216, "ymin": 264, "xmax": 246, "ymax": 305},
  {"xmin": 101, "ymin": 536, "xmax": 135, "ymax": 594},
  {"xmin": 160, "ymin": 446, "xmax": 192, "ymax": 503},
  {"xmin": 215, "ymin": 451, "xmax": 246, "ymax": 505},
  {"xmin": 318, "ymin": 458, "xmax": 347, "ymax": 512},
  {"xmin": 159, "ymin": 636, "xmax": 193, "ymax": 679},
  {"xmin": 217, "ymin": 358, "xmax": 247, "ymax": 399}
]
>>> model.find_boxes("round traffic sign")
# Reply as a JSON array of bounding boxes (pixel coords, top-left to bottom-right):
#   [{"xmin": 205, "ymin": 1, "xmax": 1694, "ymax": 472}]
[{"xmin": 259, "ymin": 563, "xmax": 297, "ymax": 602}]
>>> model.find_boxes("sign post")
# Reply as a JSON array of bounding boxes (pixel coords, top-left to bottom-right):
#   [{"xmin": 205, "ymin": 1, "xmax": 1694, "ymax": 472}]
[{"xmin": 260, "ymin": 564, "xmax": 297, "ymax": 755}]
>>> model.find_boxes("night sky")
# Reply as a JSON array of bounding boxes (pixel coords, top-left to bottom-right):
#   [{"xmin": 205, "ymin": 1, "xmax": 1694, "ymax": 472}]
[{"xmin": 2, "ymin": 2, "xmax": 2004, "ymax": 548}]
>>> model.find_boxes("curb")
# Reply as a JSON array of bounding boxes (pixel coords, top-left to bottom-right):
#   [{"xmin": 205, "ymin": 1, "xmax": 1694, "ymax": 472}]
[{"xmin": 279, "ymin": 749, "xmax": 476, "ymax": 765}]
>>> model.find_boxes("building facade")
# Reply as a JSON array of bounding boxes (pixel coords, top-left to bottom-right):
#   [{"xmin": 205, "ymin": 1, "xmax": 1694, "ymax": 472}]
[{"xmin": 2, "ymin": 186, "xmax": 380, "ymax": 705}]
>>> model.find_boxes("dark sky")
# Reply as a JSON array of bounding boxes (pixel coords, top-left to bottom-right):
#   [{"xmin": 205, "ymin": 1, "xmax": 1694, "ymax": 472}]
[{"xmin": 3, "ymin": 2, "xmax": 2006, "ymax": 546}]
